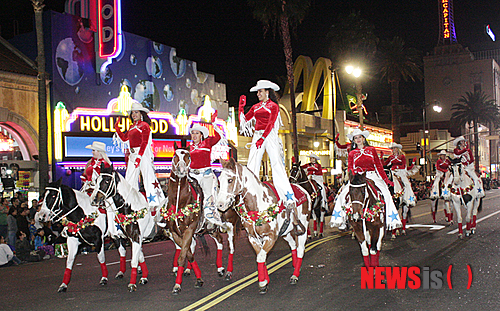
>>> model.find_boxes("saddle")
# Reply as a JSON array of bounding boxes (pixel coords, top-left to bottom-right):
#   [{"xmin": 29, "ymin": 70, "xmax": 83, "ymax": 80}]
[{"xmin": 263, "ymin": 182, "xmax": 308, "ymax": 211}]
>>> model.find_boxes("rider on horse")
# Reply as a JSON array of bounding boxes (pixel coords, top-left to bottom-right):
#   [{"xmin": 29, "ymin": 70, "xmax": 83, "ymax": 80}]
[
  {"xmin": 329, "ymin": 129, "xmax": 402, "ymax": 231},
  {"xmin": 430, "ymin": 150, "xmax": 451, "ymax": 200},
  {"xmin": 301, "ymin": 153, "xmax": 327, "ymax": 210},
  {"xmin": 450, "ymin": 136, "xmax": 484, "ymax": 198},
  {"xmin": 384, "ymin": 142, "xmax": 417, "ymax": 207},
  {"xmin": 81, "ymin": 141, "xmax": 111, "ymax": 196}
]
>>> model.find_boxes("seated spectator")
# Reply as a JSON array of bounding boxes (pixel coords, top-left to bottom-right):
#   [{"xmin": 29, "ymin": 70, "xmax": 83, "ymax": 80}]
[
  {"xmin": 15, "ymin": 231, "xmax": 31, "ymax": 262},
  {"xmin": 0, "ymin": 235, "xmax": 20, "ymax": 267},
  {"xmin": 34, "ymin": 228, "xmax": 54, "ymax": 259}
]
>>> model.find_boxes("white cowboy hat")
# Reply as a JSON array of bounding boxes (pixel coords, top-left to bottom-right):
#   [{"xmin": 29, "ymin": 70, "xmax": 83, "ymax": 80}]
[
  {"xmin": 249, "ymin": 80, "xmax": 280, "ymax": 92},
  {"xmin": 308, "ymin": 153, "xmax": 320, "ymax": 160},
  {"xmin": 453, "ymin": 136, "xmax": 466, "ymax": 146},
  {"xmin": 85, "ymin": 141, "xmax": 111, "ymax": 164},
  {"xmin": 388, "ymin": 142, "xmax": 403, "ymax": 149},
  {"xmin": 127, "ymin": 102, "xmax": 149, "ymax": 114},
  {"xmin": 438, "ymin": 150, "xmax": 447, "ymax": 155},
  {"xmin": 189, "ymin": 124, "xmax": 209, "ymax": 139},
  {"xmin": 346, "ymin": 129, "xmax": 370, "ymax": 141}
]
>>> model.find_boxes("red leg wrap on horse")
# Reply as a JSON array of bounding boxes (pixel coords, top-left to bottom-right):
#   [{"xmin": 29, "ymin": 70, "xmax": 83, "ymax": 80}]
[
  {"xmin": 216, "ymin": 249, "xmax": 223, "ymax": 268},
  {"xmin": 264, "ymin": 263, "xmax": 270, "ymax": 282},
  {"xmin": 450, "ymin": 213, "xmax": 453, "ymax": 222},
  {"xmin": 227, "ymin": 253, "xmax": 234, "ymax": 272},
  {"xmin": 402, "ymin": 219, "xmax": 407, "ymax": 230},
  {"xmin": 313, "ymin": 221, "xmax": 317, "ymax": 231},
  {"xmin": 187, "ymin": 261, "xmax": 192, "ymax": 269},
  {"xmin": 466, "ymin": 222, "xmax": 471, "ymax": 230},
  {"xmin": 130, "ymin": 268, "xmax": 137, "ymax": 285},
  {"xmin": 63, "ymin": 268, "xmax": 72, "ymax": 285},
  {"xmin": 363, "ymin": 256, "xmax": 370, "ymax": 268},
  {"xmin": 175, "ymin": 266, "xmax": 184, "ymax": 285},
  {"xmin": 473, "ymin": 215, "xmax": 477, "ymax": 227},
  {"xmin": 173, "ymin": 249, "xmax": 181, "ymax": 268},
  {"xmin": 458, "ymin": 223, "xmax": 463, "ymax": 234},
  {"xmin": 139, "ymin": 262, "xmax": 149, "ymax": 278},
  {"xmin": 100, "ymin": 263, "xmax": 108, "ymax": 278},
  {"xmin": 120, "ymin": 256, "xmax": 126, "ymax": 273},
  {"xmin": 291, "ymin": 249, "xmax": 297, "ymax": 268},
  {"xmin": 432, "ymin": 211, "xmax": 436, "ymax": 221},
  {"xmin": 444, "ymin": 209, "xmax": 448, "ymax": 217},
  {"xmin": 191, "ymin": 261, "xmax": 202, "ymax": 279},
  {"xmin": 370, "ymin": 251, "xmax": 380, "ymax": 267},
  {"xmin": 257, "ymin": 262, "xmax": 266, "ymax": 283},
  {"xmin": 307, "ymin": 227, "xmax": 310, "ymax": 236},
  {"xmin": 293, "ymin": 258, "xmax": 303, "ymax": 277},
  {"xmin": 320, "ymin": 222, "xmax": 324, "ymax": 233}
]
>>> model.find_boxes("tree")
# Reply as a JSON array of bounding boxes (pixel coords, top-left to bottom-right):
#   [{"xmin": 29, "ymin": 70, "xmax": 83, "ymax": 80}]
[
  {"xmin": 451, "ymin": 91, "xmax": 500, "ymax": 172},
  {"xmin": 376, "ymin": 36, "xmax": 423, "ymax": 143},
  {"xmin": 31, "ymin": 0, "xmax": 49, "ymax": 193},
  {"xmin": 248, "ymin": 0, "xmax": 310, "ymax": 161},
  {"xmin": 327, "ymin": 12, "xmax": 378, "ymax": 130}
]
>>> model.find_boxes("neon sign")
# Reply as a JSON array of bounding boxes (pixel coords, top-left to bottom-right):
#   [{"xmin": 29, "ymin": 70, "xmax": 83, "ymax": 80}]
[
  {"xmin": 442, "ymin": 0, "xmax": 450, "ymax": 39},
  {"xmin": 486, "ymin": 25, "xmax": 496, "ymax": 42},
  {"xmin": 98, "ymin": 0, "xmax": 122, "ymax": 59}
]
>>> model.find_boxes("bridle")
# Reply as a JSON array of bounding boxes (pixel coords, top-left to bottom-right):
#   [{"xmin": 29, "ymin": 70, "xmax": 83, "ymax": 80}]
[
  {"xmin": 289, "ymin": 164, "xmax": 308, "ymax": 185},
  {"xmin": 43, "ymin": 186, "xmax": 81, "ymax": 223},
  {"xmin": 348, "ymin": 182, "xmax": 370, "ymax": 211},
  {"xmin": 93, "ymin": 172, "xmax": 118, "ymax": 206},
  {"xmin": 171, "ymin": 150, "xmax": 191, "ymax": 178}
]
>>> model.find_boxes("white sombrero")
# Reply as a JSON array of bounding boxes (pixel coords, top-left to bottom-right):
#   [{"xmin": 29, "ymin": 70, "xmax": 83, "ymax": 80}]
[
  {"xmin": 85, "ymin": 141, "xmax": 111, "ymax": 164},
  {"xmin": 389, "ymin": 142, "xmax": 403, "ymax": 149},
  {"xmin": 438, "ymin": 150, "xmax": 447, "ymax": 155},
  {"xmin": 346, "ymin": 129, "xmax": 370, "ymax": 141},
  {"xmin": 308, "ymin": 153, "xmax": 320, "ymax": 160},
  {"xmin": 453, "ymin": 136, "xmax": 466, "ymax": 146},
  {"xmin": 127, "ymin": 102, "xmax": 149, "ymax": 114},
  {"xmin": 189, "ymin": 124, "xmax": 209, "ymax": 139},
  {"xmin": 249, "ymin": 80, "xmax": 280, "ymax": 92}
]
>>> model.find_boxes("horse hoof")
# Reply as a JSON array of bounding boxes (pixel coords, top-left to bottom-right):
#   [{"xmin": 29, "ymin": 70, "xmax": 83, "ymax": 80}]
[
  {"xmin": 471, "ymin": 229, "xmax": 476, "ymax": 235},
  {"xmin": 458, "ymin": 234, "xmax": 463, "ymax": 239},
  {"xmin": 307, "ymin": 235, "xmax": 312, "ymax": 240},
  {"xmin": 194, "ymin": 278, "xmax": 204, "ymax": 288},
  {"xmin": 115, "ymin": 271, "xmax": 124, "ymax": 279},
  {"xmin": 224, "ymin": 271, "xmax": 233, "ymax": 281},
  {"xmin": 139, "ymin": 277, "xmax": 148, "ymax": 285},
  {"xmin": 172, "ymin": 267, "xmax": 178, "ymax": 274},
  {"xmin": 172, "ymin": 284, "xmax": 182, "ymax": 295},
  {"xmin": 57, "ymin": 285, "xmax": 67, "ymax": 293},
  {"xmin": 391, "ymin": 234, "xmax": 396, "ymax": 240},
  {"xmin": 183, "ymin": 268, "xmax": 191, "ymax": 276},
  {"xmin": 100, "ymin": 277, "xmax": 108, "ymax": 286},
  {"xmin": 402, "ymin": 230, "xmax": 406, "ymax": 236},
  {"xmin": 314, "ymin": 232, "xmax": 318, "ymax": 237},
  {"xmin": 137, "ymin": 267, "xmax": 142, "ymax": 275},
  {"xmin": 259, "ymin": 285, "xmax": 268, "ymax": 295},
  {"xmin": 128, "ymin": 284, "xmax": 137, "ymax": 292},
  {"xmin": 465, "ymin": 232, "xmax": 471, "ymax": 237},
  {"xmin": 319, "ymin": 233, "xmax": 324, "ymax": 238},
  {"xmin": 217, "ymin": 267, "xmax": 225, "ymax": 277},
  {"xmin": 290, "ymin": 275, "xmax": 298, "ymax": 285}
]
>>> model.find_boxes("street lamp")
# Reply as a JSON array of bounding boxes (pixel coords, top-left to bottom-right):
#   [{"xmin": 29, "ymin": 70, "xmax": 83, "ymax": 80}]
[
  {"xmin": 346, "ymin": 65, "xmax": 364, "ymax": 129},
  {"xmin": 422, "ymin": 102, "xmax": 442, "ymax": 180}
]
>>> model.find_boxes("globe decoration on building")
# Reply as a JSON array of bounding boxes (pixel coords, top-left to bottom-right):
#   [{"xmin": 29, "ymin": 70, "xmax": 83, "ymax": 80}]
[
  {"xmin": 169, "ymin": 48, "xmax": 186, "ymax": 78},
  {"xmin": 191, "ymin": 89, "xmax": 201, "ymax": 106},
  {"xmin": 55, "ymin": 38, "xmax": 85, "ymax": 86},
  {"xmin": 192, "ymin": 62, "xmax": 208, "ymax": 84},
  {"xmin": 163, "ymin": 84, "xmax": 174, "ymax": 102},
  {"xmin": 130, "ymin": 54, "xmax": 137, "ymax": 66},
  {"xmin": 100, "ymin": 65, "xmax": 113, "ymax": 85},
  {"xmin": 134, "ymin": 80, "xmax": 160, "ymax": 111},
  {"xmin": 153, "ymin": 42, "xmax": 164, "ymax": 54},
  {"xmin": 146, "ymin": 56, "xmax": 163, "ymax": 79}
]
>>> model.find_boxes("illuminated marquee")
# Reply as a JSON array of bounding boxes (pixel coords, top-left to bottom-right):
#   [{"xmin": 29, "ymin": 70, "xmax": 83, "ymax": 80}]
[
  {"xmin": 442, "ymin": 0, "xmax": 450, "ymax": 39},
  {"xmin": 98, "ymin": 0, "xmax": 122, "ymax": 59}
]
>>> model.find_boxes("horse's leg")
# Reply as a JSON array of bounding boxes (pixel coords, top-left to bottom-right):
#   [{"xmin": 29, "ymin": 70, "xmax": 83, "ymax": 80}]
[
  {"xmin": 127, "ymin": 240, "xmax": 142, "ymax": 292},
  {"xmin": 184, "ymin": 238, "xmax": 196, "ymax": 276},
  {"xmin": 249, "ymin": 236, "xmax": 276, "ymax": 294},
  {"xmin": 369, "ymin": 225, "xmax": 384, "ymax": 268},
  {"xmin": 209, "ymin": 231, "xmax": 225, "ymax": 276},
  {"xmin": 186, "ymin": 247, "xmax": 204, "ymax": 288},
  {"xmin": 138, "ymin": 249, "xmax": 149, "ymax": 285},
  {"xmin": 225, "ymin": 222, "xmax": 235, "ymax": 281},
  {"xmin": 58, "ymin": 236, "xmax": 80, "ymax": 292},
  {"xmin": 432, "ymin": 199, "xmax": 438, "ymax": 223},
  {"xmin": 96, "ymin": 235, "xmax": 108, "ymax": 286},
  {"xmin": 282, "ymin": 233, "xmax": 297, "ymax": 268},
  {"xmin": 115, "ymin": 238, "xmax": 127, "ymax": 279},
  {"xmin": 452, "ymin": 197, "xmax": 463, "ymax": 238},
  {"xmin": 360, "ymin": 239, "xmax": 370, "ymax": 268},
  {"xmin": 172, "ymin": 241, "xmax": 181, "ymax": 273},
  {"xmin": 319, "ymin": 210, "xmax": 325, "ymax": 237},
  {"xmin": 401, "ymin": 204, "xmax": 408, "ymax": 235},
  {"xmin": 465, "ymin": 200, "xmax": 474, "ymax": 237},
  {"xmin": 445, "ymin": 200, "xmax": 453, "ymax": 224}
]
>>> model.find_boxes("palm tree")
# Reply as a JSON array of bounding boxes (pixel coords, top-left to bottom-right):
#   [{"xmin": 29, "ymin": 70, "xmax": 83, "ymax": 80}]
[
  {"xmin": 451, "ymin": 91, "xmax": 500, "ymax": 172},
  {"xmin": 327, "ymin": 12, "xmax": 378, "ymax": 130},
  {"xmin": 376, "ymin": 36, "xmax": 423, "ymax": 143},
  {"xmin": 248, "ymin": 0, "xmax": 310, "ymax": 161},
  {"xmin": 31, "ymin": 0, "xmax": 49, "ymax": 193}
]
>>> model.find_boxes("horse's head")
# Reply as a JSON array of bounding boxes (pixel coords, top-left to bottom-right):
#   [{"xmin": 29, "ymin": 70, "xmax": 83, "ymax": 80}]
[
  {"xmin": 172, "ymin": 145, "xmax": 191, "ymax": 178},
  {"xmin": 449, "ymin": 157, "xmax": 463, "ymax": 185},
  {"xmin": 91, "ymin": 163, "xmax": 116, "ymax": 205},
  {"xmin": 39, "ymin": 178, "xmax": 63, "ymax": 223},
  {"xmin": 216, "ymin": 158, "xmax": 242, "ymax": 212},
  {"xmin": 348, "ymin": 171, "xmax": 368, "ymax": 221},
  {"xmin": 289, "ymin": 161, "xmax": 304, "ymax": 184}
]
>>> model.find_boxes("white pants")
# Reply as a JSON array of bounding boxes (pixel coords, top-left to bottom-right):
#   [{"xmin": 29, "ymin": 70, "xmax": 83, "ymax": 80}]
[
  {"xmin": 392, "ymin": 169, "xmax": 416, "ymax": 206},
  {"xmin": 464, "ymin": 163, "xmax": 484, "ymax": 198},
  {"xmin": 310, "ymin": 174, "xmax": 327, "ymax": 210},
  {"xmin": 431, "ymin": 170, "xmax": 450, "ymax": 198},
  {"xmin": 247, "ymin": 130, "xmax": 295, "ymax": 204},
  {"xmin": 330, "ymin": 170, "xmax": 402, "ymax": 230},
  {"xmin": 189, "ymin": 167, "xmax": 222, "ymax": 226},
  {"xmin": 126, "ymin": 149, "xmax": 165, "ymax": 207}
]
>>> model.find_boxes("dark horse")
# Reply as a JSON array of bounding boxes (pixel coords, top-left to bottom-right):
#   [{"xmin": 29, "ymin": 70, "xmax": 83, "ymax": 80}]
[
  {"xmin": 39, "ymin": 179, "xmax": 126, "ymax": 292},
  {"xmin": 289, "ymin": 161, "xmax": 325, "ymax": 238},
  {"xmin": 347, "ymin": 172, "xmax": 385, "ymax": 268}
]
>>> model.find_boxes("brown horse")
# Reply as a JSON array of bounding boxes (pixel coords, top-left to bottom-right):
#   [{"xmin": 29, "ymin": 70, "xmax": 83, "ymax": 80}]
[
  {"xmin": 215, "ymin": 158, "xmax": 311, "ymax": 294},
  {"xmin": 346, "ymin": 172, "xmax": 385, "ymax": 268}
]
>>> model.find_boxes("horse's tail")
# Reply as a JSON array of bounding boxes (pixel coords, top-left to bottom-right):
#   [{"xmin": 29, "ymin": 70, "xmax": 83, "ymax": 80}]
[
  {"xmin": 478, "ymin": 198, "xmax": 483, "ymax": 213},
  {"xmin": 195, "ymin": 234, "xmax": 211, "ymax": 257}
]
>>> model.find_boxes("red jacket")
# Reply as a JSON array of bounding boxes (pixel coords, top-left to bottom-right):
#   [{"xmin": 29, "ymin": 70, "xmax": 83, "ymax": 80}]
[
  {"xmin": 189, "ymin": 129, "xmax": 221, "ymax": 169},
  {"xmin": 384, "ymin": 154, "xmax": 407, "ymax": 170},
  {"xmin": 115, "ymin": 121, "xmax": 151, "ymax": 157},
  {"xmin": 240, "ymin": 100, "xmax": 279, "ymax": 140},
  {"xmin": 454, "ymin": 147, "xmax": 474, "ymax": 166},
  {"xmin": 348, "ymin": 146, "xmax": 391, "ymax": 184},
  {"xmin": 82, "ymin": 157, "xmax": 110, "ymax": 182},
  {"xmin": 301, "ymin": 162, "xmax": 323, "ymax": 176},
  {"xmin": 436, "ymin": 158, "xmax": 451, "ymax": 173}
]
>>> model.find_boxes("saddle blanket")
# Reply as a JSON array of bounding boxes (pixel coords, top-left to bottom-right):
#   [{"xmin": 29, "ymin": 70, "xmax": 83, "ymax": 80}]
[{"xmin": 263, "ymin": 182, "xmax": 308, "ymax": 211}]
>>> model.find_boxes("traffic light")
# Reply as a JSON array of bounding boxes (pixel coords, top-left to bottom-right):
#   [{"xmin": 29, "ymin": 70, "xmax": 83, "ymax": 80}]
[{"xmin": 416, "ymin": 142, "xmax": 421, "ymax": 151}]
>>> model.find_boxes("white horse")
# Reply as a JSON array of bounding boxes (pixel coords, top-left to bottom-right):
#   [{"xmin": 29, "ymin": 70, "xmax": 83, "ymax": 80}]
[
  {"xmin": 92, "ymin": 164, "xmax": 158, "ymax": 292},
  {"xmin": 448, "ymin": 158, "xmax": 483, "ymax": 238},
  {"xmin": 215, "ymin": 158, "xmax": 311, "ymax": 294}
]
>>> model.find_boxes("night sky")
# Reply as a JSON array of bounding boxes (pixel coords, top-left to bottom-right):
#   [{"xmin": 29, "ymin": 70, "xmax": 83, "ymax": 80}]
[{"xmin": 1, "ymin": 0, "xmax": 499, "ymax": 117}]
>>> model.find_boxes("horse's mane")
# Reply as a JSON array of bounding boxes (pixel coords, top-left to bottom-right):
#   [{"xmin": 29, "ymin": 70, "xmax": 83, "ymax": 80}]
[{"xmin": 351, "ymin": 173, "xmax": 366, "ymax": 185}]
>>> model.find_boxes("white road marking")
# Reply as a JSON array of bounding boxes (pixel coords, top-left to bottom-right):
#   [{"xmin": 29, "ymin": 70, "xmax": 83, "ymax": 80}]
[
  {"xmin": 106, "ymin": 253, "xmax": 163, "ymax": 266},
  {"xmin": 406, "ymin": 224, "xmax": 445, "ymax": 230}
]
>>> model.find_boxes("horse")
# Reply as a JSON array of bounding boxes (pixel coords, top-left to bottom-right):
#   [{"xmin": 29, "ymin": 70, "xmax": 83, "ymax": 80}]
[
  {"xmin": 92, "ymin": 164, "xmax": 156, "ymax": 292},
  {"xmin": 447, "ymin": 158, "xmax": 483, "ymax": 238},
  {"xmin": 385, "ymin": 169, "xmax": 410, "ymax": 239},
  {"xmin": 38, "ymin": 179, "xmax": 127, "ymax": 292},
  {"xmin": 430, "ymin": 178, "xmax": 454, "ymax": 225},
  {"xmin": 289, "ymin": 161, "xmax": 325, "ymax": 238},
  {"xmin": 345, "ymin": 172, "xmax": 385, "ymax": 268},
  {"xmin": 215, "ymin": 158, "xmax": 311, "ymax": 294}
]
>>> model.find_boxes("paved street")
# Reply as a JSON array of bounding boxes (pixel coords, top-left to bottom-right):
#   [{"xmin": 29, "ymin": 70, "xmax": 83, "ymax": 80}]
[{"xmin": 2, "ymin": 189, "xmax": 500, "ymax": 310}]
